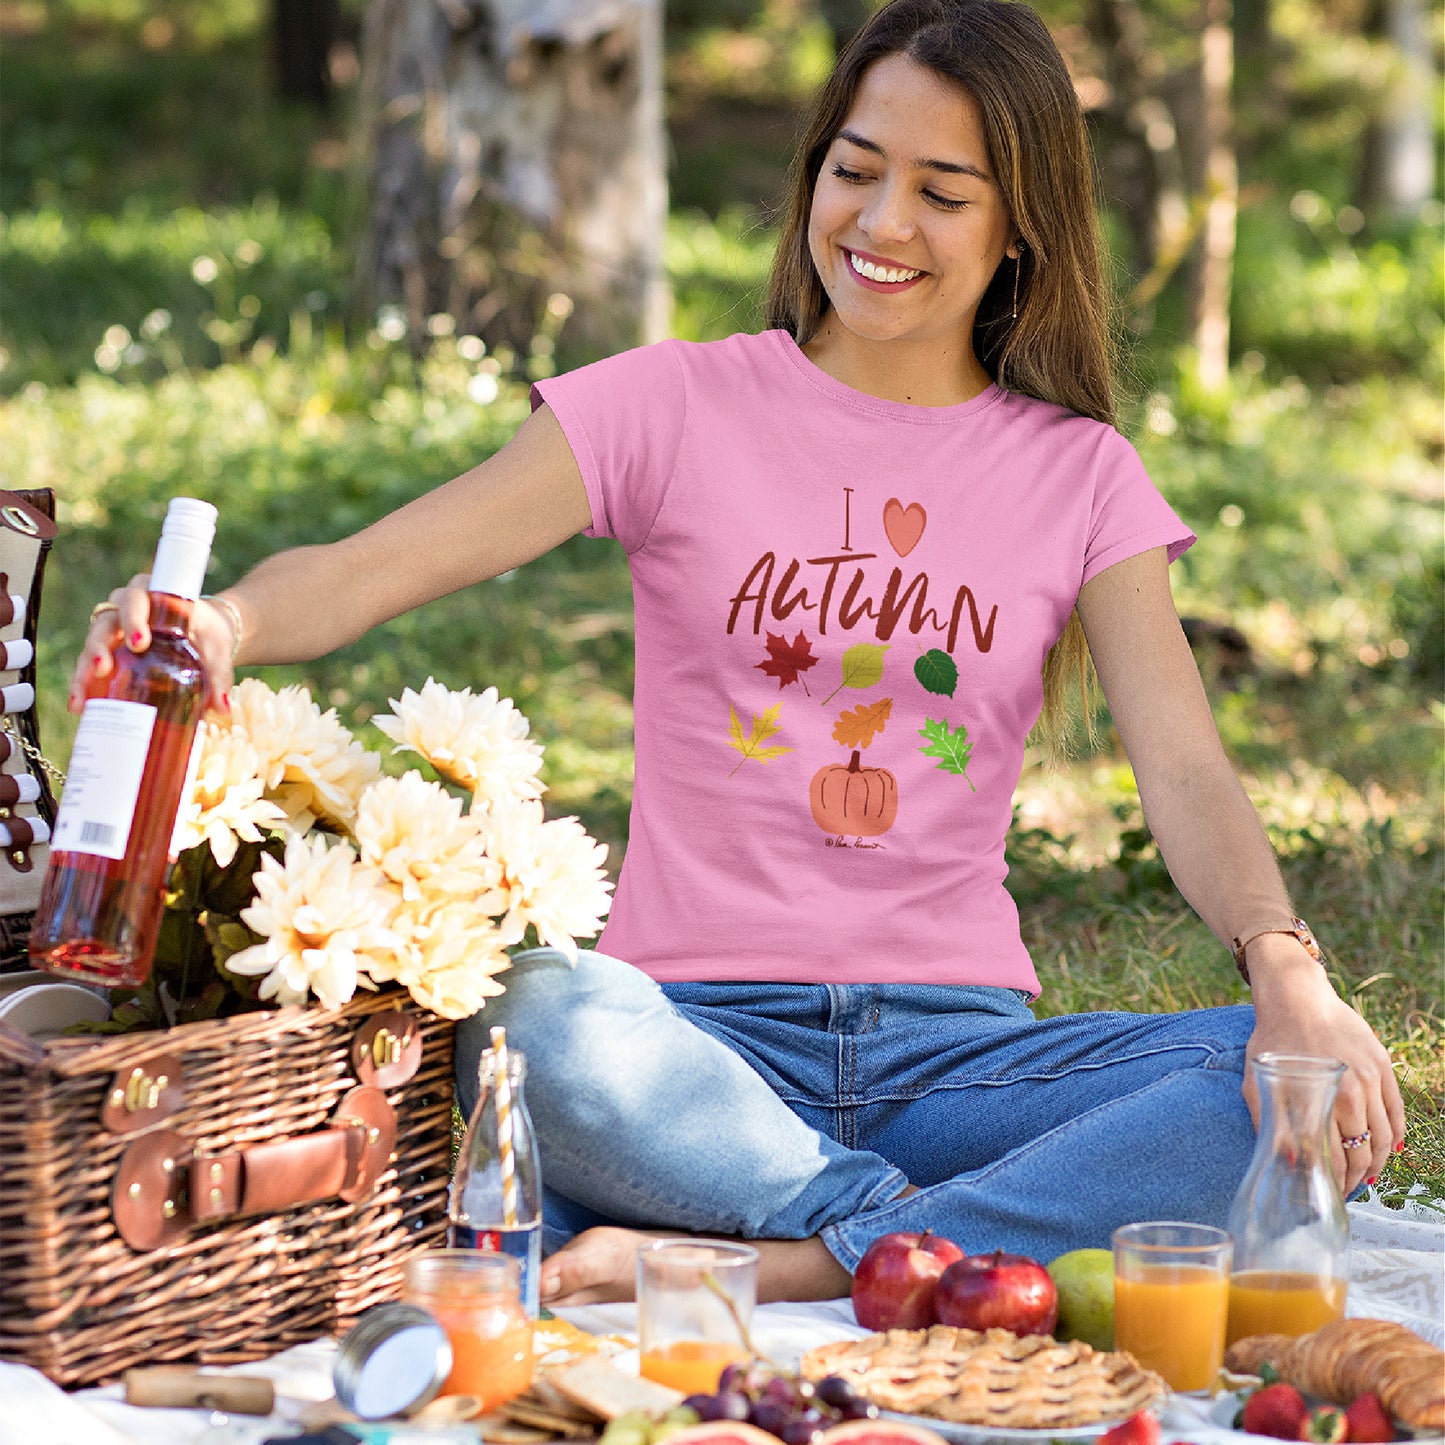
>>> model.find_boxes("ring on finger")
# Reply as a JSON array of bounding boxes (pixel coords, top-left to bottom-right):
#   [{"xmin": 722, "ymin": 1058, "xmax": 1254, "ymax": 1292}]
[
  {"xmin": 1340, "ymin": 1130, "xmax": 1372, "ymax": 1150},
  {"xmin": 89, "ymin": 602, "xmax": 120, "ymax": 626}
]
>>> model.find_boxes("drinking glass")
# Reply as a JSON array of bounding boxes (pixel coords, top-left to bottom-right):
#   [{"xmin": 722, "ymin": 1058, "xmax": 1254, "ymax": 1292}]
[
  {"xmin": 1113, "ymin": 1221, "xmax": 1232, "ymax": 1393},
  {"xmin": 637, "ymin": 1240, "xmax": 759, "ymax": 1394}
]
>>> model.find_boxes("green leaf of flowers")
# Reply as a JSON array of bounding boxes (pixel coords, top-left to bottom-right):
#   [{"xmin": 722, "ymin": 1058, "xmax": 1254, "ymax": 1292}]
[
  {"xmin": 821, "ymin": 643, "xmax": 889, "ymax": 704},
  {"xmin": 914, "ymin": 648, "xmax": 959, "ymax": 698},
  {"xmin": 919, "ymin": 716, "xmax": 977, "ymax": 791}
]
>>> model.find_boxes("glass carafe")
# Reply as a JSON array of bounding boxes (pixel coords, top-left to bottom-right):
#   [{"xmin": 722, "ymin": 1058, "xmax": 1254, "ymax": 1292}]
[{"xmin": 1225, "ymin": 1053, "xmax": 1349, "ymax": 1345}]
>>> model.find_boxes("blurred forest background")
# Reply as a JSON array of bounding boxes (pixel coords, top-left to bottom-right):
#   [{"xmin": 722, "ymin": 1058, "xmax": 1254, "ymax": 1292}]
[{"xmin": 0, "ymin": 0, "xmax": 1440, "ymax": 1196}]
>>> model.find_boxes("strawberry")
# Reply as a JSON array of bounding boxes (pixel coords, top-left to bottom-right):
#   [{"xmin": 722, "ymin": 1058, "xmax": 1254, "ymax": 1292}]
[
  {"xmin": 1239, "ymin": 1383, "xmax": 1309, "ymax": 1439},
  {"xmin": 1344, "ymin": 1394, "xmax": 1394, "ymax": 1443},
  {"xmin": 1298, "ymin": 1407, "xmax": 1348, "ymax": 1443},
  {"xmin": 1097, "ymin": 1411, "xmax": 1161, "ymax": 1445}
]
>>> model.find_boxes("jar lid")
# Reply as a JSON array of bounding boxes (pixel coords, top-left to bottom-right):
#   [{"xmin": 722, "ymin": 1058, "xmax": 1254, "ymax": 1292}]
[{"xmin": 333, "ymin": 1301, "xmax": 452, "ymax": 1419}]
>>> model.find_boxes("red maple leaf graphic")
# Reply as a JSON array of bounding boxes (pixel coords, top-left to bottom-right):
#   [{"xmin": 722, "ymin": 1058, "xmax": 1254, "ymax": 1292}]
[{"xmin": 756, "ymin": 631, "xmax": 818, "ymax": 694}]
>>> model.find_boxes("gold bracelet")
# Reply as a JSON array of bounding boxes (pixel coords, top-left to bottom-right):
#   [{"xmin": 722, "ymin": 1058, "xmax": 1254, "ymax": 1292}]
[
  {"xmin": 89, "ymin": 601, "xmax": 120, "ymax": 626},
  {"xmin": 202, "ymin": 594, "xmax": 244, "ymax": 664}
]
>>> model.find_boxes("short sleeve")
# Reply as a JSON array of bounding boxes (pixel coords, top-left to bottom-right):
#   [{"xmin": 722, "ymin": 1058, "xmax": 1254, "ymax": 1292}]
[
  {"xmin": 1080, "ymin": 429, "xmax": 1196, "ymax": 587},
  {"xmin": 531, "ymin": 341, "xmax": 687, "ymax": 554}
]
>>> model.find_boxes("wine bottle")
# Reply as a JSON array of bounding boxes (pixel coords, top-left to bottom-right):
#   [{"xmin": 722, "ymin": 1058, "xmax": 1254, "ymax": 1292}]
[{"xmin": 31, "ymin": 498, "xmax": 218, "ymax": 989}]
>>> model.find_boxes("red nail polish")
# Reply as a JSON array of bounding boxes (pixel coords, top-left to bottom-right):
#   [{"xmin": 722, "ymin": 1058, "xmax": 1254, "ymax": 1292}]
[
  {"xmin": 1367, "ymin": 1176, "xmax": 1378, "ymax": 1186},
  {"xmin": 130, "ymin": 631, "xmax": 144, "ymax": 647},
  {"xmin": 1395, "ymin": 1141, "xmax": 1405, "ymax": 1153}
]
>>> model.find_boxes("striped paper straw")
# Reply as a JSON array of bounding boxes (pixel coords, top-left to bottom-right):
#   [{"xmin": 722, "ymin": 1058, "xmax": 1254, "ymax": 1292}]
[{"xmin": 490, "ymin": 1025, "xmax": 518, "ymax": 1227}]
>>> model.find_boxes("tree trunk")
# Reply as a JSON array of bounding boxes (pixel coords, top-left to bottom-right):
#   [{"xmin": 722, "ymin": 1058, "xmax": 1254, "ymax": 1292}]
[
  {"xmin": 357, "ymin": 0, "xmax": 669, "ymax": 361},
  {"xmin": 1358, "ymin": 0, "xmax": 1435, "ymax": 225},
  {"xmin": 1191, "ymin": 0, "xmax": 1237, "ymax": 390},
  {"xmin": 272, "ymin": 0, "xmax": 341, "ymax": 109},
  {"xmin": 1085, "ymin": 0, "xmax": 1190, "ymax": 297}
]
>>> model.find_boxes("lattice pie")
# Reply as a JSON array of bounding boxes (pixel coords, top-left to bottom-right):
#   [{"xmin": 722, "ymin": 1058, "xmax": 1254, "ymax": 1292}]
[{"xmin": 801, "ymin": 1325, "xmax": 1169, "ymax": 1431}]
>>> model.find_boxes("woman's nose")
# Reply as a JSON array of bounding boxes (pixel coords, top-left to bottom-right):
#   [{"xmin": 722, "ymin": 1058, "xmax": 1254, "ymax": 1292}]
[{"xmin": 857, "ymin": 183, "xmax": 915, "ymax": 244}]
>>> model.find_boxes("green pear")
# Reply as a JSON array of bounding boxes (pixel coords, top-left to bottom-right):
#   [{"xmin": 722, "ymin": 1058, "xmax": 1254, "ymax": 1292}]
[{"xmin": 1046, "ymin": 1248, "xmax": 1115, "ymax": 1350}]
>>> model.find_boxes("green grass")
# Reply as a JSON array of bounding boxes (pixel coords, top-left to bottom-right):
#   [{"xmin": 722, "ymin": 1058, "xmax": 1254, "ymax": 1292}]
[{"xmin": 3, "ymin": 1, "xmax": 1441, "ymax": 1204}]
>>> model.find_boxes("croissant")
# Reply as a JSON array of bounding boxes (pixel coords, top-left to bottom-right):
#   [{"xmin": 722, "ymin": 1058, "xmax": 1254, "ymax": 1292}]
[{"xmin": 1224, "ymin": 1318, "xmax": 1444, "ymax": 1431}]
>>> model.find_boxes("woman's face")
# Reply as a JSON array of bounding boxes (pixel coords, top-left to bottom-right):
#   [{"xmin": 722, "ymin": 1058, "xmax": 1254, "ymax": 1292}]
[{"xmin": 807, "ymin": 53, "xmax": 1018, "ymax": 362}]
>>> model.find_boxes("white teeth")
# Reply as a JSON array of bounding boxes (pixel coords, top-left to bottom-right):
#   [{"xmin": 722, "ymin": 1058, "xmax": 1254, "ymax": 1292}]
[{"xmin": 848, "ymin": 251, "xmax": 922, "ymax": 284}]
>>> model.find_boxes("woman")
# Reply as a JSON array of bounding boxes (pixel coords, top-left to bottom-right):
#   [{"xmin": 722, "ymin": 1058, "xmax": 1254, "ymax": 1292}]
[{"xmin": 80, "ymin": 0, "xmax": 1402, "ymax": 1306}]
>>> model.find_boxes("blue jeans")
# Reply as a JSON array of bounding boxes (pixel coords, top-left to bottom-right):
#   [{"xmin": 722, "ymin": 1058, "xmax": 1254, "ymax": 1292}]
[{"xmin": 455, "ymin": 949, "xmax": 1257, "ymax": 1271}]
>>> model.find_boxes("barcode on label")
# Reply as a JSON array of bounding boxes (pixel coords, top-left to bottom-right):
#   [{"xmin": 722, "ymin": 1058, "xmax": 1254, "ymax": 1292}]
[{"xmin": 79, "ymin": 821, "xmax": 116, "ymax": 848}]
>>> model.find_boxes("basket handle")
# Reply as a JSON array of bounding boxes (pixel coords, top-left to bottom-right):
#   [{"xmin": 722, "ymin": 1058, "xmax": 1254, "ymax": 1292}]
[{"xmin": 111, "ymin": 1085, "xmax": 397, "ymax": 1251}]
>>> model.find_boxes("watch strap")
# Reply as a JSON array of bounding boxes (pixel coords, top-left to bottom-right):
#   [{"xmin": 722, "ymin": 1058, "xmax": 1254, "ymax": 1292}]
[{"xmin": 1231, "ymin": 917, "xmax": 1324, "ymax": 984}]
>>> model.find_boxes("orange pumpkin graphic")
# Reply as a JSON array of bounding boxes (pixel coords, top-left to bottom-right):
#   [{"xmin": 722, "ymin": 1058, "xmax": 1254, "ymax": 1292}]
[{"xmin": 810, "ymin": 749, "xmax": 898, "ymax": 837}]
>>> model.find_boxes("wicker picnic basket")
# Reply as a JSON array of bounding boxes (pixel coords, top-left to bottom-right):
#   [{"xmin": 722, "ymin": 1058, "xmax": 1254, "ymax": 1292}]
[{"xmin": 0, "ymin": 987, "xmax": 455, "ymax": 1387}]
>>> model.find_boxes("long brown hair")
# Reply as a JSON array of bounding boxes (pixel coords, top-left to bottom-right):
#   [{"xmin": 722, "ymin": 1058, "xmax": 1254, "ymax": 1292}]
[{"xmin": 766, "ymin": 0, "xmax": 1115, "ymax": 753}]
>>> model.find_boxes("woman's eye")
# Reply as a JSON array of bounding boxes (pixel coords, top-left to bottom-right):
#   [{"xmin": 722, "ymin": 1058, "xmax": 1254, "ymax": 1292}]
[
  {"xmin": 924, "ymin": 190, "xmax": 968, "ymax": 211},
  {"xmin": 830, "ymin": 162, "xmax": 868, "ymax": 184}
]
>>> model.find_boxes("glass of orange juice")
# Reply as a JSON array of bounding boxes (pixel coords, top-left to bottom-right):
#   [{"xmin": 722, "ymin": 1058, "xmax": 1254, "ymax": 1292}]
[
  {"xmin": 403, "ymin": 1249, "xmax": 534, "ymax": 1410},
  {"xmin": 1113, "ymin": 1222, "xmax": 1232, "ymax": 1394},
  {"xmin": 637, "ymin": 1240, "xmax": 759, "ymax": 1394}
]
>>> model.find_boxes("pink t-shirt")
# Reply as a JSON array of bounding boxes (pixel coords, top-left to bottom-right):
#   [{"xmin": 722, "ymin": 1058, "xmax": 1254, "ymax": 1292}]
[{"xmin": 533, "ymin": 330, "xmax": 1193, "ymax": 994}]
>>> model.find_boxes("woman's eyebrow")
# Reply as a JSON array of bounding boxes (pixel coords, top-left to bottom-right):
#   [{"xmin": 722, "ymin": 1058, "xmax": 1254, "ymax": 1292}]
[{"xmin": 836, "ymin": 128, "xmax": 992, "ymax": 182}]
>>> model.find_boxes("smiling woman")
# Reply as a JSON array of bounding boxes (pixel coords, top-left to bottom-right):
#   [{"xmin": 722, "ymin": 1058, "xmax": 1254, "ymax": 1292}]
[{"xmin": 76, "ymin": 0, "xmax": 1406, "ymax": 1312}]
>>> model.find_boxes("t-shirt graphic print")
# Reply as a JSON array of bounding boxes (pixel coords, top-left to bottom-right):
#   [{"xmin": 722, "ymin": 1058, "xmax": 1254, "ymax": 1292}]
[{"xmin": 726, "ymin": 484, "xmax": 994, "ymax": 846}]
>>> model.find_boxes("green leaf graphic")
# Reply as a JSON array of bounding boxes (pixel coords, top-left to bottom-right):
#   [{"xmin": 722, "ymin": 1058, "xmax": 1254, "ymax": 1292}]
[
  {"xmin": 919, "ymin": 716, "xmax": 977, "ymax": 791},
  {"xmin": 915, "ymin": 648, "xmax": 958, "ymax": 698},
  {"xmin": 821, "ymin": 643, "xmax": 889, "ymax": 705}
]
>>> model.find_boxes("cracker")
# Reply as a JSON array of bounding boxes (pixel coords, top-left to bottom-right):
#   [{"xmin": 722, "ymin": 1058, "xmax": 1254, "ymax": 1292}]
[{"xmin": 549, "ymin": 1357, "xmax": 687, "ymax": 1421}]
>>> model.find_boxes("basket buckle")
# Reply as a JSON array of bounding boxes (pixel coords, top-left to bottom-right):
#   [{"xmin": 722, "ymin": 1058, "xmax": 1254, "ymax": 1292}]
[
  {"xmin": 101, "ymin": 1053, "xmax": 186, "ymax": 1134},
  {"xmin": 111, "ymin": 1087, "xmax": 398, "ymax": 1251},
  {"xmin": 351, "ymin": 1009, "xmax": 424, "ymax": 1088}
]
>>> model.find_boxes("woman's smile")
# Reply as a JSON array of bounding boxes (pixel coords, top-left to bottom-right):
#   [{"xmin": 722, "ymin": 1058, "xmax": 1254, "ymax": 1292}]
[{"xmin": 845, "ymin": 247, "xmax": 926, "ymax": 288}]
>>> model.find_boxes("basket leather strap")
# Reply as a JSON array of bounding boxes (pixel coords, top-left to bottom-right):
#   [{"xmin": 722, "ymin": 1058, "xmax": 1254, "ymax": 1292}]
[{"xmin": 112, "ymin": 1086, "xmax": 397, "ymax": 1251}]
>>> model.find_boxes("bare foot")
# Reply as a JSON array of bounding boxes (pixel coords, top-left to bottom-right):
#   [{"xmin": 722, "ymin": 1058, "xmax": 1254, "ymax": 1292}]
[{"xmin": 540, "ymin": 1226, "xmax": 852, "ymax": 1308}]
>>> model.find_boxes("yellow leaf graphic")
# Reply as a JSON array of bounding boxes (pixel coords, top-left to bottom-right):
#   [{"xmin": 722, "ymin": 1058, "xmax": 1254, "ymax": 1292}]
[
  {"xmin": 832, "ymin": 697, "xmax": 893, "ymax": 750},
  {"xmin": 728, "ymin": 702, "xmax": 793, "ymax": 776}
]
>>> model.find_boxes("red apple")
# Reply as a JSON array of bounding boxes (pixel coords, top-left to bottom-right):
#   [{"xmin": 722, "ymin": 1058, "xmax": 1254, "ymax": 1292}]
[
  {"xmin": 852, "ymin": 1230, "xmax": 966, "ymax": 1330},
  {"xmin": 935, "ymin": 1249, "xmax": 1059, "ymax": 1336}
]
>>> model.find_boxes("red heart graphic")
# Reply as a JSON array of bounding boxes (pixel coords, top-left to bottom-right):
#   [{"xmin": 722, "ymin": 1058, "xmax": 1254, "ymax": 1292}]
[{"xmin": 883, "ymin": 498, "xmax": 927, "ymax": 557}]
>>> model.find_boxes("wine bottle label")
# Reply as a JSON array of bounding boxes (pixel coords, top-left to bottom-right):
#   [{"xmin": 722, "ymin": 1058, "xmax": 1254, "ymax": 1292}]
[{"xmin": 51, "ymin": 699, "xmax": 157, "ymax": 860}]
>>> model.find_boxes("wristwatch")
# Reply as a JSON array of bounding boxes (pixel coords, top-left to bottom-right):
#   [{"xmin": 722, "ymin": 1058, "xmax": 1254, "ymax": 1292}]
[{"xmin": 1231, "ymin": 917, "xmax": 1324, "ymax": 984}]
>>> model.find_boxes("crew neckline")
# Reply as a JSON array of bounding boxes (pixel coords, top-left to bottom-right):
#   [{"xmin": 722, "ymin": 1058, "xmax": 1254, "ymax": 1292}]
[{"xmin": 769, "ymin": 328, "xmax": 1007, "ymax": 423}]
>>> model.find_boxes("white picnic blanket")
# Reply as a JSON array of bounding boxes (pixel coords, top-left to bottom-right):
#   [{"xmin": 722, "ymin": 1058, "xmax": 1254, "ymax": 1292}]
[{"xmin": 2, "ymin": 1190, "xmax": 1440, "ymax": 1445}]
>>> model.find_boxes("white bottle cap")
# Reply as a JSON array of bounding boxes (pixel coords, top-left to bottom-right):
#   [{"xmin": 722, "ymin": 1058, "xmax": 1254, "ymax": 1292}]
[
  {"xmin": 1, "ymin": 638, "xmax": 34, "ymax": 671},
  {"xmin": 150, "ymin": 497, "xmax": 218, "ymax": 602}
]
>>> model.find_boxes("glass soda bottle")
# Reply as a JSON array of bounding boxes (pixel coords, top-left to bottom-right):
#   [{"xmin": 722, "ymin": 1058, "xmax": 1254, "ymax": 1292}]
[
  {"xmin": 449, "ymin": 1036, "xmax": 543, "ymax": 1317},
  {"xmin": 1224, "ymin": 1052, "xmax": 1350, "ymax": 1345},
  {"xmin": 31, "ymin": 497, "xmax": 218, "ymax": 988}
]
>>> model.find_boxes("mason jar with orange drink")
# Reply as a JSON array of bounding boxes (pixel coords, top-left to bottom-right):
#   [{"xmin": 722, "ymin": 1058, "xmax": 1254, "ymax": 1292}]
[{"xmin": 403, "ymin": 1249, "xmax": 534, "ymax": 1410}]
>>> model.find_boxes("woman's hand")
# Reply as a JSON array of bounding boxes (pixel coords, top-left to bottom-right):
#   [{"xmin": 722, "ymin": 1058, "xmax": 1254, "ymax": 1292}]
[
  {"xmin": 70, "ymin": 575, "xmax": 243, "ymax": 714},
  {"xmin": 1244, "ymin": 937, "xmax": 1405, "ymax": 1197}
]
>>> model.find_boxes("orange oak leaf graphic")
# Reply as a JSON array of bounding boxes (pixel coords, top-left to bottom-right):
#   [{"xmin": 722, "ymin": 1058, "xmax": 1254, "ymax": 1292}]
[
  {"xmin": 756, "ymin": 630, "xmax": 818, "ymax": 695},
  {"xmin": 832, "ymin": 697, "xmax": 893, "ymax": 750}
]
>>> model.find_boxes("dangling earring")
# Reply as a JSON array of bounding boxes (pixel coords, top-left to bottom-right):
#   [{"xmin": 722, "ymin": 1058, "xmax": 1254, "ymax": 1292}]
[{"xmin": 1011, "ymin": 243, "xmax": 1026, "ymax": 321}]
